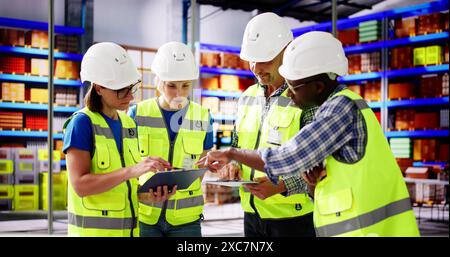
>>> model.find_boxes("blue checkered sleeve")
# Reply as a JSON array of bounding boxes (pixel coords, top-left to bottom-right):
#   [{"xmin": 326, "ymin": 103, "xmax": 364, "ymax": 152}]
[{"xmin": 259, "ymin": 95, "xmax": 357, "ymax": 184}]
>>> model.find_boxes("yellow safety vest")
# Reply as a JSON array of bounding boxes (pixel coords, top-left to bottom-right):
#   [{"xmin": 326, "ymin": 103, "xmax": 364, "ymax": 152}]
[
  {"xmin": 64, "ymin": 108, "xmax": 141, "ymax": 237},
  {"xmin": 314, "ymin": 89, "xmax": 420, "ymax": 237},
  {"xmin": 236, "ymin": 84, "xmax": 314, "ymax": 219},
  {"xmin": 135, "ymin": 98, "xmax": 208, "ymax": 226}
]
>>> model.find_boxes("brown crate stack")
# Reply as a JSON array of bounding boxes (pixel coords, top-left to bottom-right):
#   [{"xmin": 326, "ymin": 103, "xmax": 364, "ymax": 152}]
[
  {"xmin": 338, "ymin": 28, "xmax": 359, "ymax": 46},
  {"xmin": 443, "ymin": 73, "xmax": 449, "ymax": 95},
  {"xmin": 390, "ymin": 47, "xmax": 413, "ymax": 69},
  {"xmin": 420, "ymin": 74, "xmax": 442, "ymax": 98},
  {"xmin": 0, "ymin": 111, "xmax": 23, "ymax": 130},
  {"xmin": 395, "ymin": 109, "xmax": 415, "ymax": 130},
  {"xmin": 238, "ymin": 77, "xmax": 254, "ymax": 91},
  {"xmin": 388, "ymin": 83, "xmax": 415, "ymax": 99},
  {"xmin": 0, "ymin": 29, "xmax": 25, "ymax": 46},
  {"xmin": 200, "ymin": 77, "xmax": 219, "ymax": 90},
  {"xmin": 0, "ymin": 56, "xmax": 26, "ymax": 74},
  {"xmin": 439, "ymin": 143, "xmax": 449, "ymax": 161},
  {"xmin": 413, "ymin": 139, "xmax": 438, "ymax": 160},
  {"xmin": 55, "ymin": 35, "xmax": 79, "ymax": 53},
  {"xmin": 25, "ymin": 30, "xmax": 49, "ymax": 48},
  {"xmin": 363, "ymin": 81, "xmax": 380, "ymax": 101},
  {"xmin": 417, "ymin": 13, "xmax": 442, "ymax": 35},
  {"xmin": 361, "ymin": 52, "xmax": 380, "ymax": 72},
  {"xmin": 54, "ymin": 60, "xmax": 79, "ymax": 79},
  {"xmin": 347, "ymin": 54, "xmax": 361, "ymax": 74},
  {"xmin": 219, "ymin": 75, "xmax": 240, "ymax": 91},
  {"xmin": 219, "ymin": 52, "xmax": 240, "ymax": 69},
  {"xmin": 394, "ymin": 17, "xmax": 417, "ymax": 38},
  {"xmin": 30, "ymin": 58, "xmax": 49, "ymax": 76},
  {"xmin": 1, "ymin": 83, "xmax": 25, "ymax": 102},
  {"xmin": 200, "ymin": 52, "xmax": 220, "ymax": 67},
  {"xmin": 414, "ymin": 112, "xmax": 439, "ymax": 129}
]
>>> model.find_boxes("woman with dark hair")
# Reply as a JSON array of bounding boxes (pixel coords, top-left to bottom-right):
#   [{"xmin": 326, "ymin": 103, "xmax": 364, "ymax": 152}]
[{"xmin": 63, "ymin": 42, "xmax": 175, "ymax": 237}]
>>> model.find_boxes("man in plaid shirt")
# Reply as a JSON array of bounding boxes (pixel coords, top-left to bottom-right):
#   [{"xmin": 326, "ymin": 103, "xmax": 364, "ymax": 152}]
[{"xmin": 199, "ymin": 31, "xmax": 419, "ymax": 237}]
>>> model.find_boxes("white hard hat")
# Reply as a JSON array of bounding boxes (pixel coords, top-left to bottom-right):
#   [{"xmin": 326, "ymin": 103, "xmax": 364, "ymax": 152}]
[
  {"xmin": 151, "ymin": 41, "xmax": 199, "ymax": 81},
  {"xmin": 278, "ymin": 31, "xmax": 348, "ymax": 81},
  {"xmin": 80, "ymin": 42, "xmax": 141, "ymax": 90},
  {"xmin": 240, "ymin": 12, "xmax": 293, "ymax": 63}
]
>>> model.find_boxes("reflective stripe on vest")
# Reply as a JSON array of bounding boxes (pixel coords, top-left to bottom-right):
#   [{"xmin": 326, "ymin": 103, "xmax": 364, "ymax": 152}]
[
  {"xmin": 314, "ymin": 88, "xmax": 419, "ymax": 237},
  {"xmin": 237, "ymin": 84, "xmax": 314, "ymax": 219},
  {"xmin": 64, "ymin": 108, "xmax": 140, "ymax": 237},
  {"xmin": 315, "ymin": 198, "xmax": 412, "ymax": 237},
  {"xmin": 68, "ymin": 212, "xmax": 135, "ymax": 230},
  {"xmin": 140, "ymin": 195, "xmax": 204, "ymax": 210},
  {"xmin": 135, "ymin": 99, "xmax": 207, "ymax": 226}
]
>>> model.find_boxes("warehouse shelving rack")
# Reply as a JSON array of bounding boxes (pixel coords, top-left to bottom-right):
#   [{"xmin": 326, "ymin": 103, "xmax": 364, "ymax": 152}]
[
  {"xmin": 0, "ymin": 17, "xmax": 85, "ymax": 171},
  {"xmin": 293, "ymin": 0, "xmax": 449, "ymax": 170},
  {"xmin": 0, "ymin": 15, "xmax": 85, "ymax": 225}
]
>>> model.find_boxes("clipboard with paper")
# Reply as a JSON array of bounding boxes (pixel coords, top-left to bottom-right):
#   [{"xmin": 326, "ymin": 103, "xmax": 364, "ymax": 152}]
[
  {"xmin": 138, "ymin": 168, "xmax": 207, "ymax": 193},
  {"xmin": 204, "ymin": 179, "xmax": 259, "ymax": 187}
]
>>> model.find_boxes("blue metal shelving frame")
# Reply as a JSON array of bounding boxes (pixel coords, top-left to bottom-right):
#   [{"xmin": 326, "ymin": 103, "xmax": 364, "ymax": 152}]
[
  {"xmin": 0, "ymin": 130, "xmax": 64, "ymax": 139},
  {"xmin": 0, "ymin": 73, "xmax": 82, "ymax": 86},
  {"xmin": 386, "ymin": 64, "xmax": 449, "ymax": 78},
  {"xmin": 0, "ymin": 46, "xmax": 83, "ymax": 61},
  {"xmin": 0, "ymin": 102, "xmax": 79, "ymax": 112},
  {"xmin": 201, "ymin": 89, "xmax": 242, "ymax": 98},
  {"xmin": 200, "ymin": 66, "xmax": 253, "ymax": 77},
  {"xmin": 413, "ymin": 161, "xmax": 448, "ymax": 169},
  {"xmin": 292, "ymin": 0, "xmax": 448, "ymax": 36},
  {"xmin": 0, "ymin": 17, "xmax": 84, "ymax": 35},
  {"xmin": 211, "ymin": 114, "xmax": 237, "ymax": 121},
  {"xmin": 344, "ymin": 32, "xmax": 449, "ymax": 55},
  {"xmin": 385, "ymin": 130, "xmax": 449, "ymax": 138},
  {"xmin": 386, "ymin": 97, "xmax": 449, "ymax": 108}
]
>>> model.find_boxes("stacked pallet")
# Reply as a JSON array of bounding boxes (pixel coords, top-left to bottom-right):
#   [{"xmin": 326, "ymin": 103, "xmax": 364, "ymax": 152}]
[
  {"xmin": 25, "ymin": 30, "xmax": 49, "ymax": 48},
  {"xmin": 54, "ymin": 60, "xmax": 79, "ymax": 79},
  {"xmin": 394, "ymin": 17, "xmax": 417, "ymax": 38},
  {"xmin": 0, "ymin": 56, "xmax": 26, "ymax": 74},
  {"xmin": 390, "ymin": 47, "xmax": 413, "ymax": 69},
  {"xmin": 54, "ymin": 88, "xmax": 78, "ymax": 105},
  {"xmin": 337, "ymin": 28, "xmax": 358, "ymax": 46},
  {"xmin": 363, "ymin": 81, "xmax": 381, "ymax": 101},
  {"xmin": 0, "ymin": 111, "xmax": 23, "ymax": 130},
  {"xmin": 390, "ymin": 138, "xmax": 412, "ymax": 158},
  {"xmin": 1, "ymin": 82, "xmax": 25, "ymax": 101},
  {"xmin": 29, "ymin": 88, "xmax": 48, "ymax": 103},
  {"xmin": 25, "ymin": 114, "xmax": 47, "ymax": 130},
  {"xmin": 417, "ymin": 13, "xmax": 443, "ymax": 35},
  {"xmin": 388, "ymin": 83, "xmax": 415, "ymax": 99},
  {"xmin": 347, "ymin": 54, "xmax": 361, "ymax": 74},
  {"xmin": 420, "ymin": 74, "xmax": 442, "ymax": 98},
  {"xmin": 0, "ymin": 28, "xmax": 25, "ymax": 46},
  {"xmin": 361, "ymin": 52, "xmax": 380, "ymax": 72},
  {"xmin": 413, "ymin": 45, "xmax": 442, "ymax": 66},
  {"xmin": 55, "ymin": 35, "xmax": 79, "ymax": 53},
  {"xmin": 359, "ymin": 20, "xmax": 381, "ymax": 43}
]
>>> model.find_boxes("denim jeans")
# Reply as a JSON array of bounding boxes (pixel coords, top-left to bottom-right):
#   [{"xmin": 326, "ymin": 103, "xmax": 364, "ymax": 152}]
[{"xmin": 139, "ymin": 214, "xmax": 202, "ymax": 237}]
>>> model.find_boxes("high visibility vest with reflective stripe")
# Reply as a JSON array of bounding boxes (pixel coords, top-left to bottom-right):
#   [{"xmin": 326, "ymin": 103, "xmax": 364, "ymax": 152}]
[
  {"xmin": 236, "ymin": 84, "xmax": 314, "ymax": 219},
  {"xmin": 64, "ymin": 108, "xmax": 141, "ymax": 237},
  {"xmin": 314, "ymin": 89, "xmax": 420, "ymax": 237},
  {"xmin": 135, "ymin": 99, "xmax": 208, "ymax": 226}
]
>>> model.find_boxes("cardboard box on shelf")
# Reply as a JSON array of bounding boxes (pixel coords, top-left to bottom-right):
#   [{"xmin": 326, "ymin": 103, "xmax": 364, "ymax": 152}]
[
  {"xmin": 405, "ymin": 167, "xmax": 430, "ymax": 179},
  {"xmin": 200, "ymin": 52, "xmax": 220, "ymax": 67},
  {"xmin": 25, "ymin": 30, "xmax": 49, "ymax": 48},
  {"xmin": 414, "ymin": 112, "xmax": 439, "ymax": 129},
  {"xmin": 413, "ymin": 139, "xmax": 437, "ymax": 161},
  {"xmin": 394, "ymin": 17, "xmax": 417, "ymax": 38},
  {"xmin": 30, "ymin": 88, "xmax": 48, "ymax": 103},
  {"xmin": 200, "ymin": 77, "xmax": 219, "ymax": 90},
  {"xmin": 388, "ymin": 83, "xmax": 415, "ymax": 99},
  {"xmin": 1, "ymin": 82, "xmax": 25, "ymax": 102},
  {"xmin": 220, "ymin": 75, "xmax": 240, "ymax": 91},
  {"xmin": 338, "ymin": 28, "xmax": 358, "ymax": 45},
  {"xmin": 0, "ymin": 29, "xmax": 25, "ymax": 46}
]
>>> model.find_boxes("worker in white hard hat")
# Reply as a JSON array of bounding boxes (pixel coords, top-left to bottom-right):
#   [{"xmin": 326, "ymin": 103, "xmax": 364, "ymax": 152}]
[
  {"xmin": 63, "ymin": 42, "xmax": 175, "ymax": 237},
  {"xmin": 212, "ymin": 12, "xmax": 317, "ymax": 237},
  {"xmin": 128, "ymin": 41, "xmax": 214, "ymax": 237},
  {"xmin": 197, "ymin": 31, "xmax": 420, "ymax": 237}
]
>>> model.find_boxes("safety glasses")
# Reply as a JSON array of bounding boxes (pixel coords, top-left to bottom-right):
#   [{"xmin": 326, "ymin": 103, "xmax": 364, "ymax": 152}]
[{"xmin": 115, "ymin": 80, "xmax": 141, "ymax": 99}]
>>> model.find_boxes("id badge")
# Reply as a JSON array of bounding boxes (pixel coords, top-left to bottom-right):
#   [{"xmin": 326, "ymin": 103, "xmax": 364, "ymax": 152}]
[
  {"xmin": 267, "ymin": 127, "xmax": 282, "ymax": 146},
  {"xmin": 182, "ymin": 155, "xmax": 196, "ymax": 169}
]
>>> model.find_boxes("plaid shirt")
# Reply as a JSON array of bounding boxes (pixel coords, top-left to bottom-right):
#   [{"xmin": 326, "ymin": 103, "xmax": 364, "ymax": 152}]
[
  {"xmin": 259, "ymin": 84, "xmax": 367, "ymax": 185},
  {"xmin": 231, "ymin": 83, "xmax": 318, "ymax": 195}
]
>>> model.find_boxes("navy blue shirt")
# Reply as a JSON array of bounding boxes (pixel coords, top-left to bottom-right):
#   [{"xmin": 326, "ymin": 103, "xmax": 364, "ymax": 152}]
[
  {"xmin": 128, "ymin": 103, "xmax": 214, "ymax": 150},
  {"xmin": 63, "ymin": 112, "xmax": 125, "ymax": 155}
]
